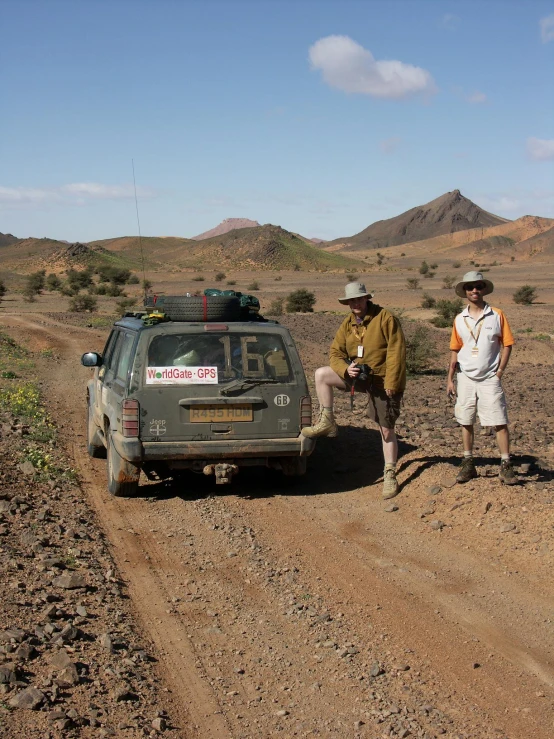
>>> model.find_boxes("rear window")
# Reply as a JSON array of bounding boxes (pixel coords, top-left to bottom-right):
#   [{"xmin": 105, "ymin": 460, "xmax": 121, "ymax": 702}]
[{"xmin": 146, "ymin": 332, "xmax": 293, "ymax": 383}]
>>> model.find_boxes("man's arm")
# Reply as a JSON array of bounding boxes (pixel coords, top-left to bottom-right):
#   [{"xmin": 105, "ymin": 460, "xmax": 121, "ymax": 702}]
[
  {"xmin": 447, "ymin": 350, "xmax": 458, "ymax": 396},
  {"xmin": 384, "ymin": 316, "xmax": 406, "ymax": 397},
  {"xmin": 496, "ymin": 345, "xmax": 512, "ymax": 379}
]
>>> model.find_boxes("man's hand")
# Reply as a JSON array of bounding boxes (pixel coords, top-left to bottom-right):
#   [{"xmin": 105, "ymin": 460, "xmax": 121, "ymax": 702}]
[
  {"xmin": 347, "ymin": 361, "xmax": 360, "ymax": 379},
  {"xmin": 447, "ymin": 379, "xmax": 456, "ymax": 398},
  {"xmin": 384, "ymin": 388, "xmax": 395, "ymax": 398}
]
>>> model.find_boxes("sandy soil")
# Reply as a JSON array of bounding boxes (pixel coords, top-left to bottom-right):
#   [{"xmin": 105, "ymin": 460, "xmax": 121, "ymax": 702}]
[{"xmin": 1, "ymin": 284, "xmax": 553, "ymax": 739}]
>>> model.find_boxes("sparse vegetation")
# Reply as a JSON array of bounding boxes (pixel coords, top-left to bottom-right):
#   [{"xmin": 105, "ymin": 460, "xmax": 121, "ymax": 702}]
[
  {"xmin": 430, "ymin": 263, "xmax": 438, "ymax": 270},
  {"xmin": 452, "ymin": 261, "xmax": 461, "ymax": 269},
  {"xmin": 513, "ymin": 285, "xmax": 538, "ymax": 305},
  {"xmin": 191, "ymin": 275, "xmax": 205, "ymax": 282},
  {"xmin": 267, "ymin": 297, "xmax": 284, "ymax": 316},
  {"xmin": 69, "ymin": 294, "xmax": 98, "ymax": 313},
  {"xmin": 286, "ymin": 289, "xmax": 316, "ymax": 313},
  {"xmin": 0, "ymin": 278, "xmax": 5, "ymax": 304},
  {"xmin": 421, "ymin": 293, "xmax": 436, "ymax": 309},
  {"xmin": 406, "ymin": 325, "xmax": 433, "ymax": 374},
  {"xmin": 430, "ymin": 298, "xmax": 464, "ymax": 328},
  {"xmin": 442, "ymin": 274, "xmax": 456, "ymax": 289},
  {"xmin": 45, "ymin": 273, "xmax": 63, "ymax": 291},
  {"xmin": 247, "ymin": 281, "xmax": 260, "ymax": 291},
  {"xmin": 127, "ymin": 274, "xmax": 140, "ymax": 284},
  {"xmin": 376, "ymin": 252, "xmax": 385, "ymax": 266},
  {"xmin": 419, "ymin": 261, "xmax": 429, "ymax": 275},
  {"xmin": 116, "ymin": 297, "xmax": 137, "ymax": 314},
  {"xmin": 423, "ymin": 271, "xmax": 436, "ymax": 279},
  {"xmin": 274, "ymin": 276, "xmax": 282, "ymax": 281},
  {"xmin": 226, "ymin": 280, "xmax": 236, "ymax": 286},
  {"xmin": 346, "ymin": 273, "xmax": 358, "ymax": 282},
  {"xmin": 142, "ymin": 279, "xmax": 153, "ymax": 292},
  {"xmin": 406, "ymin": 278, "xmax": 420, "ymax": 290},
  {"xmin": 215, "ymin": 272, "xmax": 226, "ymax": 282}
]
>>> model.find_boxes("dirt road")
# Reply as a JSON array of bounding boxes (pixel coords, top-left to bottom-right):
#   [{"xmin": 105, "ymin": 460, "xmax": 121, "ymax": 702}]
[{"xmin": 4, "ymin": 312, "xmax": 554, "ymax": 739}]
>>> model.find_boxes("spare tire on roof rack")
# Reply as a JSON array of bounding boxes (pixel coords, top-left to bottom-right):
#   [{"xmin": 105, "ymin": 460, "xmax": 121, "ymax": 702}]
[{"xmin": 145, "ymin": 295, "xmax": 241, "ymax": 322}]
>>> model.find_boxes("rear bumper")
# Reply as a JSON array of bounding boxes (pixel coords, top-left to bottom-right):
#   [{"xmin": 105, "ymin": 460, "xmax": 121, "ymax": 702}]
[{"xmin": 112, "ymin": 431, "xmax": 316, "ymax": 464}]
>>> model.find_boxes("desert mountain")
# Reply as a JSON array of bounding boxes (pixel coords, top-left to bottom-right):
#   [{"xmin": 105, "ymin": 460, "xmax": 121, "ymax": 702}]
[
  {"xmin": 328, "ymin": 190, "xmax": 509, "ymax": 251},
  {"xmin": 0, "ymin": 232, "xmax": 20, "ymax": 248},
  {"xmin": 192, "ymin": 218, "xmax": 260, "ymax": 241}
]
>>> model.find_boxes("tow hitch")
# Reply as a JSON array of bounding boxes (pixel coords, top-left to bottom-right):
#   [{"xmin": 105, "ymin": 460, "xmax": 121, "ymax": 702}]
[{"xmin": 203, "ymin": 463, "xmax": 239, "ymax": 484}]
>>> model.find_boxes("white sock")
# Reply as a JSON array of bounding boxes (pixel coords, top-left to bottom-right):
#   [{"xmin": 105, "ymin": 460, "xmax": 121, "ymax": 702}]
[{"xmin": 464, "ymin": 451, "xmax": 473, "ymax": 458}]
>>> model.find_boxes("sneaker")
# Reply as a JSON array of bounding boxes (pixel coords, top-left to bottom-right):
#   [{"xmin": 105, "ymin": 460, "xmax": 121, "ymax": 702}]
[
  {"xmin": 301, "ymin": 411, "xmax": 338, "ymax": 439},
  {"xmin": 382, "ymin": 467, "xmax": 399, "ymax": 499},
  {"xmin": 499, "ymin": 460, "xmax": 518, "ymax": 485},
  {"xmin": 456, "ymin": 457, "xmax": 477, "ymax": 483}
]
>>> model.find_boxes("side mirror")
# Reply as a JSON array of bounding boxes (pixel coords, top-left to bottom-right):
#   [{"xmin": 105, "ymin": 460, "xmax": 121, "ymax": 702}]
[{"xmin": 81, "ymin": 352, "xmax": 103, "ymax": 367}]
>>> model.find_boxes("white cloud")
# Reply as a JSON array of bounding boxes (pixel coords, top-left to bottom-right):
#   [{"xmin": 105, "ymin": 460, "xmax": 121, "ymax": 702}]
[
  {"xmin": 0, "ymin": 182, "xmax": 155, "ymax": 207},
  {"xmin": 309, "ymin": 35, "xmax": 437, "ymax": 99},
  {"xmin": 380, "ymin": 137, "xmax": 402, "ymax": 154},
  {"xmin": 540, "ymin": 14, "xmax": 554, "ymax": 43},
  {"xmin": 441, "ymin": 14, "xmax": 460, "ymax": 30},
  {"xmin": 466, "ymin": 91, "xmax": 487, "ymax": 104},
  {"xmin": 526, "ymin": 137, "xmax": 554, "ymax": 161}
]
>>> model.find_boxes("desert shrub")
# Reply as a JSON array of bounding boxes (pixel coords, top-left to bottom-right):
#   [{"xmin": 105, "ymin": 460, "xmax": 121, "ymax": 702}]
[
  {"xmin": 142, "ymin": 279, "xmax": 153, "ymax": 292},
  {"xmin": 215, "ymin": 272, "xmax": 226, "ymax": 282},
  {"xmin": 26, "ymin": 270, "xmax": 46, "ymax": 295},
  {"xmin": 346, "ymin": 273, "xmax": 358, "ymax": 282},
  {"xmin": 423, "ymin": 271, "xmax": 436, "ymax": 278},
  {"xmin": 22, "ymin": 286, "xmax": 37, "ymax": 303},
  {"xmin": 430, "ymin": 262, "xmax": 438, "ymax": 270},
  {"xmin": 513, "ymin": 285, "xmax": 537, "ymax": 305},
  {"xmin": 274, "ymin": 275, "xmax": 282, "ymax": 281},
  {"xmin": 192, "ymin": 275, "xmax": 205, "ymax": 282},
  {"xmin": 400, "ymin": 252, "xmax": 406, "ymax": 257},
  {"xmin": 267, "ymin": 297, "xmax": 284, "ymax": 316},
  {"xmin": 452, "ymin": 261, "xmax": 461, "ymax": 269},
  {"xmin": 406, "ymin": 277, "xmax": 420, "ymax": 290},
  {"xmin": 535, "ymin": 333, "xmax": 551, "ymax": 342},
  {"xmin": 127, "ymin": 274, "xmax": 140, "ymax": 284},
  {"xmin": 421, "ymin": 293, "xmax": 436, "ymax": 309},
  {"xmin": 419, "ymin": 260, "xmax": 429, "ymax": 275},
  {"xmin": 226, "ymin": 280, "xmax": 236, "ymax": 286},
  {"xmin": 247, "ymin": 281, "xmax": 260, "ymax": 291},
  {"xmin": 442, "ymin": 274, "xmax": 456, "ymax": 289},
  {"xmin": 116, "ymin": 297, "xmax": 137, "ymax": 313},
  {"xmin": 105, "ymin": 284, "xmax": 124, "ymax": 297},
  {"xmin": 95, "ymin": 284, "xmax": 107, "ymax": 295},
  {"xmin": 510, "ymin": 256, "xmax": 515, "ymax": 262},
  {"xmin": 69, "ymin": 294, "xmax": 97, "ymax": 312},
  {"xmin": 97, "ymin": 266, "xmax": 131, "ymax": 285},
  {"xmin": 376, "ymin": 252, "xmax": 384, "ymax": 266},
  {"xmin": 286, "ymin": 289, "xmax": 316, "ymax": 313},
  {"xmin": 45, "ymin": 273, "xmax": 63, "ymax": 291},
  {"xmin": 293, "ymin": 264, "xmax": 301, "ymax": 271},
  {"xmin": 60, "ymin": 284, "xmax": 79, "ymax": 297},
  {"xmin": 0, "ymin": 279, "xmax": 5, "ymax": 302},
  {"xmin": 430, "ymin": 298, "xmax": 464, "ymax": 328},
  {"xmin": 67, "ymin": 268, "xmax": 93, "ymax": 291},
  {"xmin": 406, "ymin": 325, "xmax": 433, "ymax": 374}
]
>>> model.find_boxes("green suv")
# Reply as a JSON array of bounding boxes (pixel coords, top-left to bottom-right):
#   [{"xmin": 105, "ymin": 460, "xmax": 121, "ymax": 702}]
[{"xmin": 81, "ymin": 303, "xmax": 315, "ymax": 496}]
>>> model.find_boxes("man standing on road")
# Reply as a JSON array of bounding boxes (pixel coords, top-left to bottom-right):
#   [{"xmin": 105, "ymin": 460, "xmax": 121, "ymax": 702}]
[
  {"xmin": 302, "ymin": 282, "xmax": 406, "ymax": 499},
  {"xmin": 447, "ymin": 271, "xmax": 517, "ymax": 485}
]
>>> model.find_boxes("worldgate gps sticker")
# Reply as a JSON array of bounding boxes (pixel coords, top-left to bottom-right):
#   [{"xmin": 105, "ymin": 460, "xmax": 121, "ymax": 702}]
[
  {"xmin": 274, "ymin": 394, "xmax": 290, "ymax": 407},
  {"xmin": 146, "ymin": 366, "xmax": 218, "ymax": 384}
]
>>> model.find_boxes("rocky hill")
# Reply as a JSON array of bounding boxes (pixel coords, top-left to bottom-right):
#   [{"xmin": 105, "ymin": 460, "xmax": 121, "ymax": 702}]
[
  {"xmin": 328, "ymin": 190, "xmax": 509, "ymax": 251},
  {"xmin": 192, "ymin": 218, "xmax": 260, "ymax": 240},
  {"xmin": 0, "ymin": 232, "xmax": 20, "ymax": 248}
]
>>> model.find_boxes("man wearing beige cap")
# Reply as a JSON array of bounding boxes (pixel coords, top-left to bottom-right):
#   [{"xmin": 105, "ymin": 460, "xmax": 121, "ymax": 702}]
[
  {"xmin": 302, "ymin": 282, "xmax": 406, "ymax": 499},
  {"xmin": 447, "ymin": 271, "xmax": 517, "ymax": 484}
]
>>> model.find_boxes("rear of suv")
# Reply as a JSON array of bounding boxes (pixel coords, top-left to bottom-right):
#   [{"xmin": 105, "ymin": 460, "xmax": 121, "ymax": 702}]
[{"xmin": 81, "ymin": 307, "xmax": 315, "ymax": 496}]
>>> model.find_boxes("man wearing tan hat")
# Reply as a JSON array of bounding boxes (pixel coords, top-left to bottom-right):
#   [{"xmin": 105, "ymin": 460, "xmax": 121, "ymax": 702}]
[
  {"xmin": 302, "ymin": 282, "xmax": 406, "ymax": 499},
  {"xmin": 447, "ymin": 271, "xmax": 517, "ymax": 484}
]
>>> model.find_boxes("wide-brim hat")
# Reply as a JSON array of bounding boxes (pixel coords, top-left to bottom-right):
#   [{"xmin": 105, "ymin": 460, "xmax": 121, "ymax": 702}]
[
  {"xmin": 338, "ymin": 281, "xmax": 374, "ymax": 304},
  {"xmin": 454, "ymin": 270, "xmax": 494, "ymax": 299}
]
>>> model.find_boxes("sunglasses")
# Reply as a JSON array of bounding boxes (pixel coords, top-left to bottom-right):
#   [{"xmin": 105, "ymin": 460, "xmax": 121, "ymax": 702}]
[{"xmin": 464, "ymin": 282, "xmax": 486, "ymax": 291}]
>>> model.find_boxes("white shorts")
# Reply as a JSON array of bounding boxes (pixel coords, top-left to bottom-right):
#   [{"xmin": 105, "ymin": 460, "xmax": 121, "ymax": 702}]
[{"xmin": 455, "ymin": 373, "xmax": 508, "ymax": 426}]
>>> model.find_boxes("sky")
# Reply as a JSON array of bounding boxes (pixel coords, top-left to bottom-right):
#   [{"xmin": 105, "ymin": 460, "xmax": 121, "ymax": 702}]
[{"xmin": 1, "ymin": 0, "xmax": 553, "ymax": 243}]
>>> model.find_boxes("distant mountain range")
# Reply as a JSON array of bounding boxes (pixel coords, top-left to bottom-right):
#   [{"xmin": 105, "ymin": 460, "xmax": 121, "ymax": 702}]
[{"xmin": 1, "ymin": 190, "xmax": 553, "ymax": 273}]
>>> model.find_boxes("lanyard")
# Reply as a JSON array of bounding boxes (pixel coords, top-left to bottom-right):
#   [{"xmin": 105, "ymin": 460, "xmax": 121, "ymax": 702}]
[
  {"xmin": 463, "ymin": 316, "xmax": 484, "ymax": 346},
  {"xmin": 351, "ymin": 324, "xmax": 366, "ymax": 343}
]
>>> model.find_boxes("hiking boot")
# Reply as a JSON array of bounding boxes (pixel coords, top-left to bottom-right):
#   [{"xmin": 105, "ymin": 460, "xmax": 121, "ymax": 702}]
[
  {"xmin": 301, "ymin": 410, "xmax": 338, "ymax": 439},
  {"xmin": 456, "ymin": 457, "xmax": 477, "ymax": 483},
  {"xmin": 499, "ymin": 460, "xmax": 518, "ymax": 485},
  {"xmin": 382, "ymin": 467, "xmax": 399, "ymax": 499}
]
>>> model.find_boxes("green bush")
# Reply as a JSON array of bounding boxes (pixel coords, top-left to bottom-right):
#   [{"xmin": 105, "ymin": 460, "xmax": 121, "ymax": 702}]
[
  {"xmin": 127, "ymin": 274, "xmax": 140, "ymax": 284},
  {"xmin": 95, "ymin": 284, "xmax": 107, "ymax": 295},
  {"xmin": 46, "ymin": 273, "xmax": 62, "ymax": 291},
  {"xmin": 105, "ymin": 284, "xmax": 124, "ymax": 297},
  {"xmin": 346, "ymin": 273, "xmax": 358, "ymax": 282},
  {"xmin": 406, "ymin": 277, "xmax": 420, "ymax": 290},
  {"xmin": 286, "ymin": 289, "xmax": 316, "ymax": 313},
  {"xmin": 0, "ymin": 279, "xmax": 5, "ymax": 302},
  {"xmin": 215, "ymin": 272, "xmax": 226, "ymax": 282},
  {"xmin": 423, "ymin": 271, "xmax": 436, "ymax": 278},
  {"xmin": 419, "ymin": 260, "xmax": 429, "ymax": 275},
  {"xmin": 267, "ymin": 297, "xmax": 284, "ymax": 316},
  {"xmin": 66, "ymin": 268, "xmax": 93, "ymax": 291},
  {"xmin": 116, "ymin": 297, "xmax": 137, "ymax": 313},
  {"xmin": 142, "ymin": 279, "xmax": 153, "ymax": 292},
  {"xmin": 26, "ymin": 270, "xmax": 46, "ymax": 295},
  {"xmin": 430, "ymin": 298, "xmax": 464, "ymax": 328},
  {"xmin": 430, "ymin": 262, "xmax": 438, "ymax": 270},
  {"xmin": 69, "ymin": 294, "xmax": 97, "ymax": 312},
  {"xmin": 442, "ymin": 274, "xmax": 456, "ymax": 289},
  {"xmin": 406, "ymin": 325, "xmax": 433, "ymax": 374},
  {"xmin": 97, "ymin": 266, "xmax": 131, "ymax": 285},
  {"xmin": 513, "ymin": 285, "xmax": 537, "ymax": 305},
  {"xmin": 421, "ymin": 293, "xmax": 436, "ymax": 309}
]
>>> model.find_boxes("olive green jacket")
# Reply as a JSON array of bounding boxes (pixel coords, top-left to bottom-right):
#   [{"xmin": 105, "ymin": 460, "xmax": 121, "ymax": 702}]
[{"xmin": 329, "ymin": 303, "xmax": 406, "ymax": 392}]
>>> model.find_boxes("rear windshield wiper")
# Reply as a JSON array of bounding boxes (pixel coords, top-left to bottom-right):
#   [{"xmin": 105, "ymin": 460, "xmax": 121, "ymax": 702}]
[{"xmin": 219, "ymin": 377, "xmax": 278, "ymax": 396}]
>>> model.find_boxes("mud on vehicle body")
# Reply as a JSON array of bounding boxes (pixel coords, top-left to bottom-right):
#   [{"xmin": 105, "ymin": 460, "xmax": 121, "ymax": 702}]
[{"xmin": 81, "ymin": 303, "xmax": 315, "ymax": 496}]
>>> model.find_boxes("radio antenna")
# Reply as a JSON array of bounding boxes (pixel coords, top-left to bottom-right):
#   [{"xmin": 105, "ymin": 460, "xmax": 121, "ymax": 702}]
[{"xmin": 132, "ymin": 159, "xmax": 148, "ymax": 304}]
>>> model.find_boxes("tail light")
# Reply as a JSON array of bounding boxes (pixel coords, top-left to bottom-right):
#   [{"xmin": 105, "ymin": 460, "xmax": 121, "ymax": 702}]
[
  {"xmin": 122, "ymin": 399, "xmax": 140, "ymax": 437},
  {"xmin": 300, "ymin": 396, "xmax": 312, "ymax": 429}
]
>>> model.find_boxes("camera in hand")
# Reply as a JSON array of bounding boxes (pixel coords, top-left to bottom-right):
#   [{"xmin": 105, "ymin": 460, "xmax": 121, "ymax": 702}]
[{"xmin": 357, "ymin": 363, "xmax": 371, "ymax": 382}]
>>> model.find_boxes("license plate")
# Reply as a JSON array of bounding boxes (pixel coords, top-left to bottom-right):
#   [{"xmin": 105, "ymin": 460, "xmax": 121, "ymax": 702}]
[{"xmin": 189, "ymin": 404, "xmax": 253, "ymax": 423}]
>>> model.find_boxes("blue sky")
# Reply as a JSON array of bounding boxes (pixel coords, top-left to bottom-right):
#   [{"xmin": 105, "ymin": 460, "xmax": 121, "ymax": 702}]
[{"xmin": 1, "ymin": 0, "xmax": 553, "ymax": 242}]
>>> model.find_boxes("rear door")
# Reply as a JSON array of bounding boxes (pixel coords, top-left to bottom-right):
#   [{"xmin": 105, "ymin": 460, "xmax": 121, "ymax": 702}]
[{"xmin": 134, "ymin": 327, "xmax": 308, "ymax": 442}]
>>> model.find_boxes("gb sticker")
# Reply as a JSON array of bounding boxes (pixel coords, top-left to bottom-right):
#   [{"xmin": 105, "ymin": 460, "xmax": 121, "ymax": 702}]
[{"xmin": 274, "ymin": 394, "xmax": 290, "ymax": 407}]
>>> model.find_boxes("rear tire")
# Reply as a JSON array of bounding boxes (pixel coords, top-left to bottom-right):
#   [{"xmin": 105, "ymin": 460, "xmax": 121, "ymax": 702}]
[
  {"xmin": 87, "ymin": 400, "xmax": 106, "ymax": 458},
  {"xmin": 106, "ymin": 429, "xmax": 141, "ymax": 497},
  {"xmin": 280, "ymin": 457, "xmax": 307, "ymax": 477}
]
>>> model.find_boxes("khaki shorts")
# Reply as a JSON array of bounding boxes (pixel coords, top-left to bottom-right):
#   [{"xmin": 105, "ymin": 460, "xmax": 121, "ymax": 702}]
[
  {"xmin": 455, "ymin": 372, "xmax": 508, "ymax": 426},
  {"xmin": 344, "ymin": 379, "xmax": 403, "ymax": 429}
]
